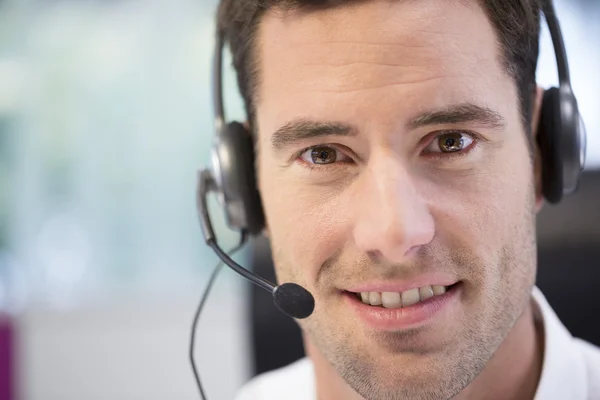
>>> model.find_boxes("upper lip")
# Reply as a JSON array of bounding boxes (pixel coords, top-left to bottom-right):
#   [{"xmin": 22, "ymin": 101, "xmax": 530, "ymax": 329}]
[{"xmin": 345, "ymin": 274, "xmax": 459, "ymax": 294}]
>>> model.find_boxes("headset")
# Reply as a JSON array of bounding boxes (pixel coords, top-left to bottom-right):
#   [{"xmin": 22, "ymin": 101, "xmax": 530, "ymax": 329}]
[
  {"xmin": 198, "ymin": 0, "xmax": 586, "ymax": 298},
  {"xmin": 192, "ymin": 0, "xmax": 587, "ymax": 396}
]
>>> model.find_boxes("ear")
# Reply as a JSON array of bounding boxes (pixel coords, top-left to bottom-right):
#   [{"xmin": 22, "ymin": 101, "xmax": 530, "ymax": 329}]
[{"xmin": 532, "ymin": 86, "xmax": 545, "ymax": 213}]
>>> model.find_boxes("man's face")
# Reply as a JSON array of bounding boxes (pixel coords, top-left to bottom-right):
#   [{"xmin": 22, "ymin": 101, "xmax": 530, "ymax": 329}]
[{"xmin": 255, "ymin": 0, "xmax": 538, "ymax": 399}]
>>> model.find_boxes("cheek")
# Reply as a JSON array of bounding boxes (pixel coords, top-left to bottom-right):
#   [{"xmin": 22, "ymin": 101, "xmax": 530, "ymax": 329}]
[
  {"xmin": 425, "ymin": 146, "xmax": 535, "ymax": 301},
  {"xmin": 428, "ymin": 175, "xmax": 508, "ymax": 254},
  {"xmin": 427, "ymin": 141, "xmax": 533, "ymax": 248},
  {"xmin": 259, "ymin": 168, "xmax": 353, "ymax": 284}
]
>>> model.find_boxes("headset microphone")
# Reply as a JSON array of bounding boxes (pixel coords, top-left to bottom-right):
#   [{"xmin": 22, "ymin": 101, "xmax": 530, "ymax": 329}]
[{"xmin": 197, "ymin": 169, "xmax": 315, "ymax": 320}]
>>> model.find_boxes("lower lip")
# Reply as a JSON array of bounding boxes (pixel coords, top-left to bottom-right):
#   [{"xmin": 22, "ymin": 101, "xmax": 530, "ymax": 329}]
[{"xmin": 344, "ymin": 284, "xmax": 461, "ymax": 331}]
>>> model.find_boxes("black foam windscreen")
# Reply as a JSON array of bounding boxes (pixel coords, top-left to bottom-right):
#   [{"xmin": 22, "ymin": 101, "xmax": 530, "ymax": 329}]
[{"xmin": 273, "ymin": 283, "xmax": 315, "ymax": 319}]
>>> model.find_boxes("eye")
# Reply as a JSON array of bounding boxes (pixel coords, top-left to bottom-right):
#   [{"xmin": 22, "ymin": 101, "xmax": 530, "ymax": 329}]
[
  {"xmin": 299, "ymin": 145, "xmax": 351, "ymax": 165},
  {"xmin": 424, "ymin": 131, "xmax": 475, "ymax": 154}
]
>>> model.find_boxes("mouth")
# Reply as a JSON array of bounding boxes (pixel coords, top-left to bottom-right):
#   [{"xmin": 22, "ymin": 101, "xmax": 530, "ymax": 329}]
[
  {"xmin": 348, "ymin": 283, "xmax": 460, "ymax": 309},
  {"xmin": 343, "ymin": 282, "xmax": 462, "ymax": 331}
]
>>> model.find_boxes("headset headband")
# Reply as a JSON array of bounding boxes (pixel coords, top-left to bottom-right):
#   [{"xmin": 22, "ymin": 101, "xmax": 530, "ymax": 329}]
[{"xmin": 213, "ymin": 30, "xmax": 226, "ymax": 133}]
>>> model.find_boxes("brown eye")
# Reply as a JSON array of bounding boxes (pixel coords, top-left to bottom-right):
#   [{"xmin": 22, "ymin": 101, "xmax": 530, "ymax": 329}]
[
  {"xmin": 298, "ymin": 145, "xmax": 351, "ymax": 167},
  {"xmin": 311, "ymin": 146, "xmax": 337, "ymax": 164},
  {"xmin": 439, "ymin": 132, "xmax": 464, "ymax": 152},
  {"xmin": 426, "ymin": 131, "xmax": 474, "ymax": 154}
]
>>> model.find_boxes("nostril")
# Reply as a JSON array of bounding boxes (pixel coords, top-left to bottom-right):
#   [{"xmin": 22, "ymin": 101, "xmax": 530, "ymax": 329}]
[
  {"xmin": 365, "ymin": 246, "xmax": 420, "ymax": 264},
  {"xmin": 367, "ymin": 250, "xmax": 383, "ymax": 263}
]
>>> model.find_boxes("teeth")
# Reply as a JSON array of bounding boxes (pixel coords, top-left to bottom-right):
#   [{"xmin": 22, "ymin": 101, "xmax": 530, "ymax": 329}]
[
  {"xmin": 381, "ymin": 292, "xmax": 402, "ymax": 309},
  {"xmin": 419, "ymin": 285, "xmax": 435, "ymax": 301},
  {"xmin": 369, "ymin": 292, "xmax": 382, "ymax": 306},
  {"xmin": 360, "ymin": 292, "xmax": 369, "ymax": 303},
  {"xmin": 401, "ymin": 288, "xmax": 420, "ymax": 307},
  {"xmin": 432, "ymin": 285, "xmax": 447, "ymax": 296},
  {"xmin": 358, "ymin": 284, "xmax": 452, "ymax": 308}
]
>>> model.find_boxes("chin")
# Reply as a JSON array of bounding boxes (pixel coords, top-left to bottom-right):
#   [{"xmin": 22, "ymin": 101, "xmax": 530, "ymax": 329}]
[
  {"xmin": 339, "ymin": 359, "xmax": 460, "ymax": 400},
  {"xmin": 318, "ymin": 331, "xmax": 487, "ymax": 400}
]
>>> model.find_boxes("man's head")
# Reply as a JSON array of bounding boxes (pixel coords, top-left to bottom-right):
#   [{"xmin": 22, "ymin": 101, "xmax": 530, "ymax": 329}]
[{"xmin": 218, "ymin": 0, "xmax": 544, "ymax": 399}]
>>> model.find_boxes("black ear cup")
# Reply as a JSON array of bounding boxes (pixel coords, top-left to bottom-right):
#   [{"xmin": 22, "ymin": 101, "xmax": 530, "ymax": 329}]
[
  {"xmin": 211, "ymin": 122, "xmax": 265, "ymax": 234},
  {"xmin": 538, "ymin": 87, "xmax": 564, "ymax": 204},
  {"xmin": 556, "ymin": 84, "xmax": 586, "ymax": 196},
  {"xmin": 537, "ymin": 86, "xmax": 585, "ymax": 204}
]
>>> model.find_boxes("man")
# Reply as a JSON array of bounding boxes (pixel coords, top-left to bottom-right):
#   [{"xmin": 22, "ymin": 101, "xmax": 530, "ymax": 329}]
[{"xmin": 215, "ymin": 0, "xmax": 600, "ymax": 399}]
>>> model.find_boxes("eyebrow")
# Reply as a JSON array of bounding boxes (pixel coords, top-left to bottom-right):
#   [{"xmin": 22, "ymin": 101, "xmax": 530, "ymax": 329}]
[
  {"xmin": 407, "ymin": 103, "xmax": 506, "ymax": 130},
  {"xmin": 270, "ymin": 103, "xmax": 506, "ymax": 151},
  {"xmin": 271, "ymin": 119, "xmax": 356, "ymax": 151}
]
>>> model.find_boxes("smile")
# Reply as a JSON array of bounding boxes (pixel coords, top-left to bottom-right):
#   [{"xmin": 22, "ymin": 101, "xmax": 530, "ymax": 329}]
[
  {"xmin": 354, "ymin": 284, "xmax": 455, "ymax": 309},
  {"xmin": 343, "ymin": 282, "xmax": 462, "ymax": 331}
]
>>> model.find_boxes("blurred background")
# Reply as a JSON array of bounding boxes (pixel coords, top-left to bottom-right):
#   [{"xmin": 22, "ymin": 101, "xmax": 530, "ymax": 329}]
[{"xmin": 0, "ymin": 0, "xmax": 598, "ymax": 399}]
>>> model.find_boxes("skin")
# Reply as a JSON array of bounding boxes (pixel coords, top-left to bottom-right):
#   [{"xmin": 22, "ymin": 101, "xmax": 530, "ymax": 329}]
[{"xmin": 253, "ymin": 1, "xmax": 546, "ymax": 399}]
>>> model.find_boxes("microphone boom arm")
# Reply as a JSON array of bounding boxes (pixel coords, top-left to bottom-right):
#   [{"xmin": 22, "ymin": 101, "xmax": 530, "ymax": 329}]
[{"xmin": 197, "ymin": 169, "xmax": 277, "ymax": 295}]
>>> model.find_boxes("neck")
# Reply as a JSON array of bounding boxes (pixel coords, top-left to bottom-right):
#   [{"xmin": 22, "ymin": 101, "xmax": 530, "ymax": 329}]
[
  {"xmin": 456, "ymin": 299, "xmax": 545, "ymax": 400},
  {"xmin": 305, "ymin": 296, "xmax": 545, "ymax": 400}
]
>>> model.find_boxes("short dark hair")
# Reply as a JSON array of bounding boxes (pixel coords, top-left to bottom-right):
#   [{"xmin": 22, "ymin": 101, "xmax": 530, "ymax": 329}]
[{"xmin": 217, "ymin": 0, "xmax": 541, "ymax": 134}]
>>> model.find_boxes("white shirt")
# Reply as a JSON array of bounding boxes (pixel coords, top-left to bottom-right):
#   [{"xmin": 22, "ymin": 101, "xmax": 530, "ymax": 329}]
[{"xmin": 235, "ymin": 287, "xmax": 600, "ymax": 400}]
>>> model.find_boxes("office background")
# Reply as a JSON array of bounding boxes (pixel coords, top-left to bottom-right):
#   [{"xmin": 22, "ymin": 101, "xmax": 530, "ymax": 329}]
[{"xmin": 0, "ymin": 0, "xmax": 598, "ymax": 399}]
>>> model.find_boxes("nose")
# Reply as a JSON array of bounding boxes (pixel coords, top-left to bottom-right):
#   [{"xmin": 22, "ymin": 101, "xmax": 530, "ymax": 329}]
[{"xmin": 352, "ymin": 155, "xmax": 435, "ymax": 264}]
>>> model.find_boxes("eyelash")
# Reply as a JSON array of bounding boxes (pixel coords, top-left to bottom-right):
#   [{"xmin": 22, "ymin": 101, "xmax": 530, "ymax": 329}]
[
  {"xmin": 295, "ymin": 145, "xmax": 353, "ymax": 170},
  {"xmin": 295, "ymin": 130, "xmax": 480, "ymax": 170},
  {"xmin": 421, "ymin": 130, "xmax": 479, "ymax": 160}
]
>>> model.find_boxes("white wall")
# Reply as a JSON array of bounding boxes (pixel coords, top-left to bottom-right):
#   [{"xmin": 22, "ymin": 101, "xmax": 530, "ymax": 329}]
[
  {"xmin": 0, "ymin": 0, "xmax": 253, "ymax": 398},
  {"xmin": 17, "ymin": 278, "xmax": 251, "ymax": 400}
]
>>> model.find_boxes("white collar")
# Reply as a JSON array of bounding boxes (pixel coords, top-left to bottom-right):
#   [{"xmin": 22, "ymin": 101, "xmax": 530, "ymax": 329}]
[{"xmin": 531, "ymin": 286, "xmax": 589, "ymax": 399}]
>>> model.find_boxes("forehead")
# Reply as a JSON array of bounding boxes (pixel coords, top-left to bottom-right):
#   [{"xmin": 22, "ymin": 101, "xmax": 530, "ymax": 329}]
[{"xmin": 254, "ymin": 0, "xmax": 518, "ymax": 137}]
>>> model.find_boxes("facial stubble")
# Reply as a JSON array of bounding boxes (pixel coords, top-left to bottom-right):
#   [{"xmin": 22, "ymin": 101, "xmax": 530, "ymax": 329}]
[{"xmin": 275, "ymin": 192, "xmax": 538, "ymax": 400}]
